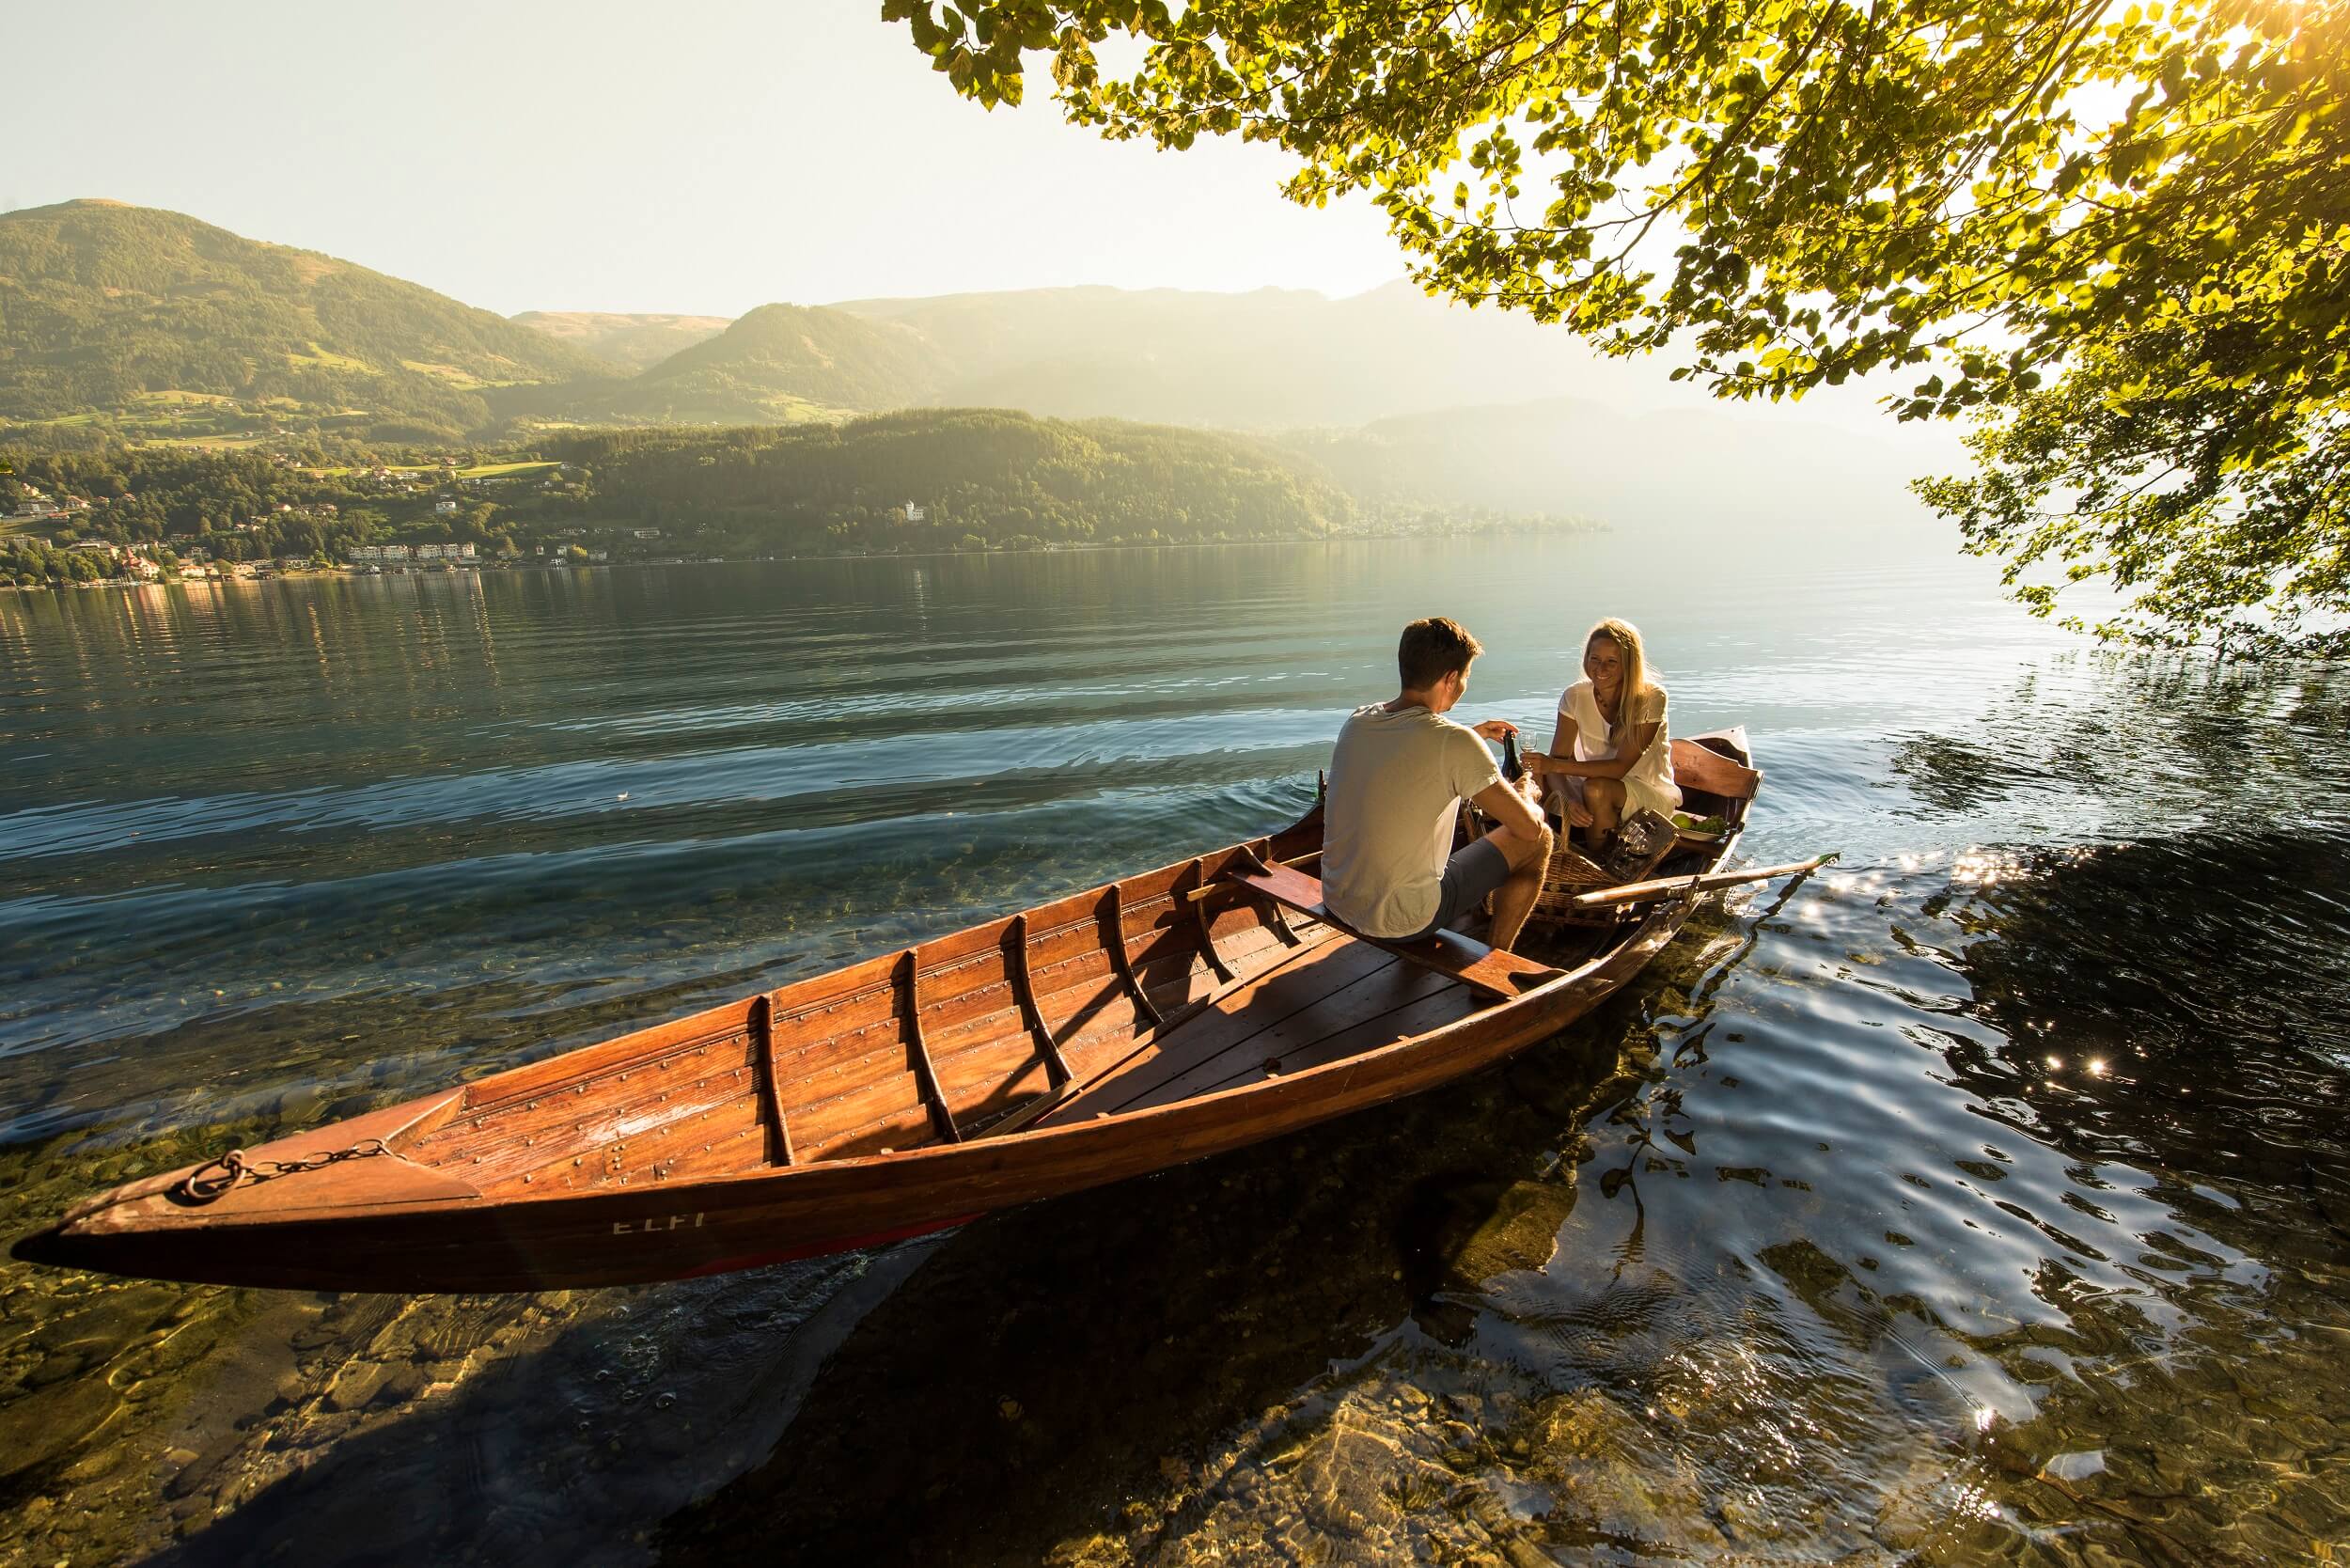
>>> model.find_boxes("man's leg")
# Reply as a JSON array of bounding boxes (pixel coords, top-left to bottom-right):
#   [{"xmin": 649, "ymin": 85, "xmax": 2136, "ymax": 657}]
[{"xmin": 1483, "ymin": 820, "xmax": 1554, "ymax": 952}]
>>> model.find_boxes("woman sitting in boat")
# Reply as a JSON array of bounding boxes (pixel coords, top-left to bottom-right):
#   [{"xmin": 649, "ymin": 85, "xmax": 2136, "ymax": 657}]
[{"xmin": 1524, "ymin": 617, "xmax": 1681, "ymax": 845}]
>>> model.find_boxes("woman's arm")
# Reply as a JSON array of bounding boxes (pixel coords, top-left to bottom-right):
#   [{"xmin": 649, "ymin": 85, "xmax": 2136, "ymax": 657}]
[
  {"xmin": 1524, "ymin": 714, "xmax": 1594, "ymax": 825},
  {"xmin": 1524, "ymin": 715, "xmax": 1575, "ymax": 776}
]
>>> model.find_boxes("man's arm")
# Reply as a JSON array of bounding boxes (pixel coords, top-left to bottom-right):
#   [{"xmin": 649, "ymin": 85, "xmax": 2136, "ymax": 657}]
[{"xmin": 1471, "ymin": 777, "xmax": 1544, "ymax": 844}]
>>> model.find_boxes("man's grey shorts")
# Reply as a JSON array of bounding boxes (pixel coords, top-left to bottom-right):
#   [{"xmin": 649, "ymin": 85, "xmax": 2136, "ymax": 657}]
[{"xmin": 1403, "ymin": 837, "xmax": 1512, "ymax": 940}]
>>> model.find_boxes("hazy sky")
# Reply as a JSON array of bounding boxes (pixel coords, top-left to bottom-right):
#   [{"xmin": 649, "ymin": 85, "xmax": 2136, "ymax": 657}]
[{"xmin": 5, "ymin": 1, "xmax": 1403, "ymax": 316}]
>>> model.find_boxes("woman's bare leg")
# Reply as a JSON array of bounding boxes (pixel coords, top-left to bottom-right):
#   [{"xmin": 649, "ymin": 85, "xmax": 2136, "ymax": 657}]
[{"xmin": 1585, "ymin": 777, "xmax": 1627, "ymax": 844}]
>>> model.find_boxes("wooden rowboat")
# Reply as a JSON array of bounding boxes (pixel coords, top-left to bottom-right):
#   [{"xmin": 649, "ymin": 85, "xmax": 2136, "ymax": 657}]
[{"xmin": 13, "ymin": 732, "xmax": 1763, "ymax": 1294}]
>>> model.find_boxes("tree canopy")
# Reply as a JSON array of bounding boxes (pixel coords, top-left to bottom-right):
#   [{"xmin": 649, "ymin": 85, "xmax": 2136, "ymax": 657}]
[{"xmin": 887, "ymin": 0, "xmax": 2350, "ymax": 650}]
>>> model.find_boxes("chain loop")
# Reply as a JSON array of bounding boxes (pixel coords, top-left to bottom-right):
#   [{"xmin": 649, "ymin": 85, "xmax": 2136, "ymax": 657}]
[{"xmin": 175, "ymin": 1137, "xmax": 391, "ymax": 1204}]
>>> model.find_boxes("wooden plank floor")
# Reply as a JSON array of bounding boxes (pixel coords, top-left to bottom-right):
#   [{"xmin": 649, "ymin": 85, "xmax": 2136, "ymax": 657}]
[{"xmin": 1038, "ymin": 934, "xmax": 1480, "ymax": 1125}]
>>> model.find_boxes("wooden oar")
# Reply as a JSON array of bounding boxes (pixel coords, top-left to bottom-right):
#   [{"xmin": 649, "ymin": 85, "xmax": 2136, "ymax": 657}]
[{"xmin": 1571, "ymin": 853, "xmax": 1839, "ymax": 909}]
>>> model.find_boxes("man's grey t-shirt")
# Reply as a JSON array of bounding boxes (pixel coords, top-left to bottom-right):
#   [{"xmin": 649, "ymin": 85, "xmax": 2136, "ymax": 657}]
[{"xmin": 1322, "ymin": 703, "xmax": 1501, "ymax": 938}]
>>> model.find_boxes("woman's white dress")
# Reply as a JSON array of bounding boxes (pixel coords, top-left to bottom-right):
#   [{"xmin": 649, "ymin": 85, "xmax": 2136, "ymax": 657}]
[{"xmin": 1547, "ymin": 678, "xmax": 1683, "ymax": 819}]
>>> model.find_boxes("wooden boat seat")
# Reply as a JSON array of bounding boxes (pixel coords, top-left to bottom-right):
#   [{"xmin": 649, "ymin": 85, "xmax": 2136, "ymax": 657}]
[
  {"xmin": 1670, "ymin": 737, "xmax": 1761, "ymax": 800},
  {"xmin": 1219, "ymin": 853, "xmax": 1561, "ymax": 1000}
]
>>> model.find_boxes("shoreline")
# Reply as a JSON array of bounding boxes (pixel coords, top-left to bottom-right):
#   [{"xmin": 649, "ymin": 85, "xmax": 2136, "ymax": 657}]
[{"xmin": 0, "ymin": 526, "xmax": 1610, "ymax": 591}]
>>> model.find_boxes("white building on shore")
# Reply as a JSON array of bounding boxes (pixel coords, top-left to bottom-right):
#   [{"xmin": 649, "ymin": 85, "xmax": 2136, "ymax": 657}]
[{"xmin": 349, "ymin": 541, "xmax": 477, "ymax": 565}]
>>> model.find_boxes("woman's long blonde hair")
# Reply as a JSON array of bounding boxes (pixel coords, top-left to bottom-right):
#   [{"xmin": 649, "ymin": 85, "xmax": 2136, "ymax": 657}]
[{"xmin": 1584, "ymin": 617, "xmax": 1656, "ymax": 732}]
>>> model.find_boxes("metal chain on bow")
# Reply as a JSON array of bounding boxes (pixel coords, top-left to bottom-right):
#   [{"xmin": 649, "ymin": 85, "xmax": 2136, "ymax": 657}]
[{"xmin": 177, "ymin": 1137, "xmax": 392, "ymax": 1203}]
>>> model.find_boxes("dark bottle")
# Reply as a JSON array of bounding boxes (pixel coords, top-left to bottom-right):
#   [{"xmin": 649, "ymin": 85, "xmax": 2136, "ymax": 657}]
[{"xmin": 1501, "ymin": 729, "xmax": 1524, "ymax": 782}]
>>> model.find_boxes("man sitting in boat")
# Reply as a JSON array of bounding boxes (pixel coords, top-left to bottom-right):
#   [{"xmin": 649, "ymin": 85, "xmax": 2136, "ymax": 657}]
[
  {"xmin": 1322, "ymin": 617, "xmax": 1555, "ymax": 952},
  {"xmin": 1523, "ymin": 616, "xmax": 1681, "ymax": 848}
]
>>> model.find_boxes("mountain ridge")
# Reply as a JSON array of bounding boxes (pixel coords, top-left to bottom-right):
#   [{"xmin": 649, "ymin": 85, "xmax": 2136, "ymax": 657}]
[
  {"xmin": 0, "ymin": 201, "xmax": 1950, "ymax": 550},
  {"xmin": 509, "ymin": 311, "xmax": 732, "ymax": 370},
  {"xmin": 0, "ymin": 200, "xmax": 616, "ymax": 442}
]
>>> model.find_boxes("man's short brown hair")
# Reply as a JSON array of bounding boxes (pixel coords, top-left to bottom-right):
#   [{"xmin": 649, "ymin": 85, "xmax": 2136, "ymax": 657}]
[{"xmin": 1397, "ymin": 617, "xmax": 1483, "ymax": 690}]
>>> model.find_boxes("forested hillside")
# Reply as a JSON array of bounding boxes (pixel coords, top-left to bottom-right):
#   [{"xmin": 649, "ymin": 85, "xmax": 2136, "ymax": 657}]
[
  {"xmin": 0, "ymin": 409, "xmax": 1363, "ymax": 585},
  {"xmin": 556, "ymin": 409, "xmax": 1355, "ymax": 552},
  {"xmin": 579, "ymin": 305, "xmax": 949, "ymax": 426},
  {"xmin": 0, "ymin": 201, "xmax": 615, "ymax": 444}
]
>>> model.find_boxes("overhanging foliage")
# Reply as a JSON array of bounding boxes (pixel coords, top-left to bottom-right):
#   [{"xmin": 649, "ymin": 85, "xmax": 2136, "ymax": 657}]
[{"xmin": 887, "ymin": 0, "xmax": 2350, "ymax": 651}]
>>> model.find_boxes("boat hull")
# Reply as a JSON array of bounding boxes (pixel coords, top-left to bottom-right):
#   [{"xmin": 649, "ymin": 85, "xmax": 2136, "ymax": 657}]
[
  {"xmin": 16, "ymin": 899, "xmax": 1686, "ymax": 1292},
  {"xmin": 15, "ymin": 730, "xmax": 1757, "ymax": 1294}
]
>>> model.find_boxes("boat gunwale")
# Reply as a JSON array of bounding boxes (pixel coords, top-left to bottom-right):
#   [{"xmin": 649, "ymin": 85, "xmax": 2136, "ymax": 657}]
[
  {"xmin": 103, "ymin": 788, "xmax": 1748, "ymax": 1227},
  {"xmin": 32, "ymin": 730, "xmax": 1759, "ymax": 1248}
]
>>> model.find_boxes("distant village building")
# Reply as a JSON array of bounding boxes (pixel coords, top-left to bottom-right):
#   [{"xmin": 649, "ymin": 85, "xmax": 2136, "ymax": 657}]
[
  {"xmin": 349, "ymin": 541, "xmax": 477, "ymax": 565},
  {"xmin": 434, "ymin": 498, "xmax": 460, "ymax": 514},
  {"xmin": 900, "ymin": 501, "xmax": 925, "ymax": 523},
  {"xmin": 633, "ymin": 527, "xmax": 662, "ymax": 539}
]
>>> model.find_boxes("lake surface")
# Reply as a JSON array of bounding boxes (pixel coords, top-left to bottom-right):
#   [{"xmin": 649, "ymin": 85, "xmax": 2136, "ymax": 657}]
[{"xmin": 2, "ymin": 533, "xmax": 2345, "ymax": 1565}]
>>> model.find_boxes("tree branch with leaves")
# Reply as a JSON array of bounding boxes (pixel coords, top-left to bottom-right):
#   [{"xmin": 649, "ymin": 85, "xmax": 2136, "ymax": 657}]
[{"xmin": 886, "ymin": 0, "xmax": 2350, "ymax": 651}]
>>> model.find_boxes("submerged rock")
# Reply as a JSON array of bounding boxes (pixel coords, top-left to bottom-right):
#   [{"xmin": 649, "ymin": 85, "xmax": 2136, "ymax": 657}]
[
  {"xmin": 1450, "ymin": 1181, "xmax": 1579, "ymax": 1285},
  {"xmin": 1521, "ymin": 1388, "xmax": 1727, "ymax": 1552}
]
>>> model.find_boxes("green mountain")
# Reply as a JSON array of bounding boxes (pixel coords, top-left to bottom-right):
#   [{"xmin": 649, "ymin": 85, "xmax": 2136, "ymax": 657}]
[
  {"xmin": 0, "ymin": 200, "xmax": 616, "ymax": 443},
  {"xmin": 572, "ymin": 304, "xmax": 951, "ymax": 425},
  {"xmin": 0, "ymin": 202, "xmax": 1678, "ymax": 445},
  {"xmin": 508, "ymin": 311, "xmax": 731, "ymax": 370},
  {"xmin": 9, "ymin": 199, "xmax": 1893, "ymax": 499}
]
